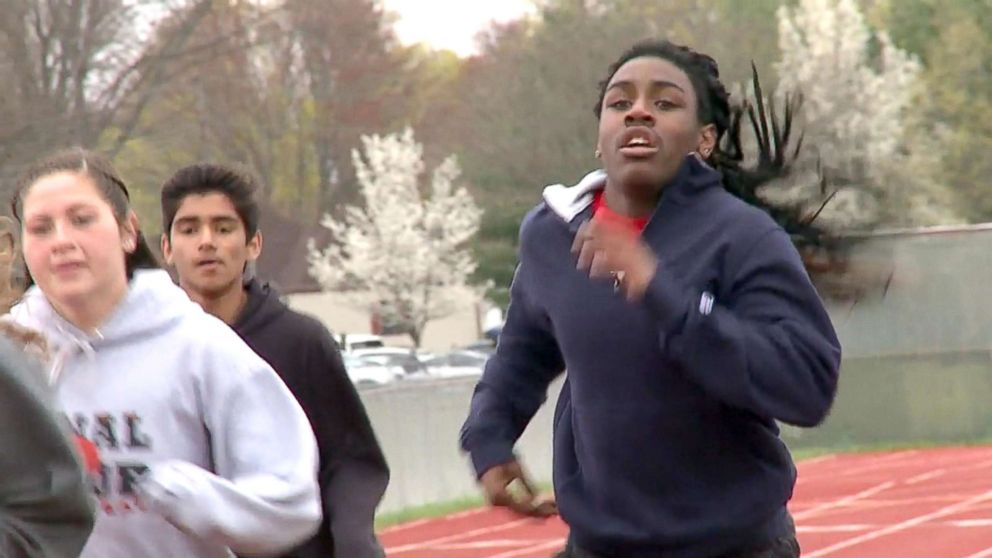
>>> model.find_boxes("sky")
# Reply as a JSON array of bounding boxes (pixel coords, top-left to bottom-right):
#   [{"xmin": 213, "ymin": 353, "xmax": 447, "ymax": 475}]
[{"xmin": 380, "ymin": 0, "xmax": 536, "ymax": 57}]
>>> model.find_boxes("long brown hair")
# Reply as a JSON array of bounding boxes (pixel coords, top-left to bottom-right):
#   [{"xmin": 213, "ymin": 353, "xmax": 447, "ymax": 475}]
[{"xmin": 0, "ymin": 216, "xmax": 48, "ymax": 360}]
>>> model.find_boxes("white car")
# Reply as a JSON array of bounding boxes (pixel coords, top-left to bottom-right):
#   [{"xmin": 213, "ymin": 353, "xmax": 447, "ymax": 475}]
[
  {"xmin": 342, "ymin": 354, "xmax": 402, "ymax": 387},
  {"xmin": 351, "ymin": 348, "xmax": 429, "ymax": 377},
  {"xmin": 422, "ymin": 350, "xmax": 488, "ymax": 379},
  {"xmin": 335, "ymin": 333, "xmax": 386, "ymax": 352}
]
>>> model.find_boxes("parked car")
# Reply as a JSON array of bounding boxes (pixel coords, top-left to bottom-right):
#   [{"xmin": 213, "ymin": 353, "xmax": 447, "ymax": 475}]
[
  {"xmin": 422, "ymin": 350, "xmax": 488, "ymax": 379},
  {"xmin": 335, "ymin": 333, "xmax": 385, "ymax": 352},
  {"xmin": 342, "ymin": 353, "xmax": 403, "ymax": 387},
  {"xmin": 351, "ymin": 348, "xmax": 429, "ymax": 377},
  {"xmin": 457, "ymin": 340, "xmax": 496, "ymax": 356}
]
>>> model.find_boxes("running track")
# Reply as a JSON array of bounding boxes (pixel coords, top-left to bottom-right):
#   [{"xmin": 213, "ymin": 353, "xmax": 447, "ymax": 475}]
[{"xmin": 378, "ymin": 446, "xmax": 992, "ymax": 557}]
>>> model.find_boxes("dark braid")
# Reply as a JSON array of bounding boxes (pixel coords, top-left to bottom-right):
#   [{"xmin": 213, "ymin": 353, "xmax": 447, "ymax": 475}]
[{"xmin": 596, "ymin": 40, "xmax": 870, "ymax": 301}]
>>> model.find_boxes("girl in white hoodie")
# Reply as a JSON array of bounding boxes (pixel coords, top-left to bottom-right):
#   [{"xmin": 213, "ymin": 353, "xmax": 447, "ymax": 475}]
[{"xmin": 7, "ymin": 148, "xmax": 321, "ymax": 558}]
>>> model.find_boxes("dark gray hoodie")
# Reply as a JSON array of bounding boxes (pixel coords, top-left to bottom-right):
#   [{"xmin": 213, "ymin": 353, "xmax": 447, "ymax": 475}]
[{"xmin": 0, "ymin": 336, "xmax": 95, "ymax": 557}]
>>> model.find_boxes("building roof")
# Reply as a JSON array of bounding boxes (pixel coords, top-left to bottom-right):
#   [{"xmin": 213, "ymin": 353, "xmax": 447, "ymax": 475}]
[{"xmin": 254, "ymin": 203, "xmax": 331, "ymax": 294}]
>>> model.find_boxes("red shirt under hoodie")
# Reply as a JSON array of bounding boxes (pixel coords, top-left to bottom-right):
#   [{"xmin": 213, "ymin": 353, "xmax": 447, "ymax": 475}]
[{"xmin": 591, "ymin": 190, "xmax": 648, "ymax": 233}]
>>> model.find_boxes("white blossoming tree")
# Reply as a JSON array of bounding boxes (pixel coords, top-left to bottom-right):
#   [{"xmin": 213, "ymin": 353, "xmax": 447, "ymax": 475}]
[
  {"xmin": 773, "ymin": 0, "xmax": 956, "ymax": 227},
  {"xmin": 307, "ymin": 128, "xmax": 482, "ymax": 347}
]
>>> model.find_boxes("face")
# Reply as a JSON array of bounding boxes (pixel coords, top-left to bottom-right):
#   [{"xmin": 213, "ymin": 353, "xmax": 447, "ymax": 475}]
[
  {"xmin": 20, "ymin": 172, "xmax": 136, "ymax": 308},
  {"xmin": 162, "ymin": 192, "xmax": 260, "ymax": 298},
  {"xmin": 597, "ymin": 56, "xmax": 717, "ymax": 194}
]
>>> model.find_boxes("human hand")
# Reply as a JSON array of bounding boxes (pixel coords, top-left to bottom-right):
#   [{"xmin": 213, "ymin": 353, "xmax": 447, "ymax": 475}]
[
  {"xmin": 479, "ymin": 460, "xmax": 557, "ymax": 518},
  {"xmin": 571, "ymin": 218, "xmax": 657, "ymax": 301}
]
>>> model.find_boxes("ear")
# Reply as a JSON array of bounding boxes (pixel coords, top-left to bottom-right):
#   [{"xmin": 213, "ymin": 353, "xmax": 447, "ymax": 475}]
[
  {"xmin": 0, "ymin": 216, "xmax": 15, "ymax": 265},
  {"xmin": 697, "ymin": 123, "xmax": 718, "ymax": 158},
  {"xmin": 247, "ymin": 230, "xmax": 262, "ymax": 263},
  {"xmin": 160, "ymin": 233, "xmax": 173, "ymax": 266},
  {"xmin": 122, "ymin": 212, "xmax": 140, "ymax": 254}
]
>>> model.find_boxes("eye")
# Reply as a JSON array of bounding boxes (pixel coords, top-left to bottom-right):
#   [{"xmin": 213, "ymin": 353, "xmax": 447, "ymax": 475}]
[
  {"xmin": 656, "ymin": 100, "xmax": 678, "ymax": 110},
  {"xmin": 608, "ymin": 99, "xmax": 632, "ymax": 110},
  {"xmin": 26, "ymin": 222, "xmax": 52, "ymax": 236},
  {"xmin": 177, "ymin": 225, "xmax": 196, "ymax": 236},
  {"xmin": 70, "ymin": 213, "xmax": 95, "ymax": 227}
]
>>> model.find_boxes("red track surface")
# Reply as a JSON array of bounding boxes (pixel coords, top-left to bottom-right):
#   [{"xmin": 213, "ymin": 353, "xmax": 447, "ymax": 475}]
[{"xmin": 378, "ymin": 446, "xmax": 992, "ymax": 557}]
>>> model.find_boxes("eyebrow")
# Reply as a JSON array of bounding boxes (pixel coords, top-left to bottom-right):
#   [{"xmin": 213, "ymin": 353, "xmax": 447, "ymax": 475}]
[
  {"xmin": 25, "ymin": 202, "xmax": 97, "ymax": 221},
  {"xmin": 173, "ymin": 215, "xmax": 240, "ymax": 225},
  {"xmin": 606, "ymin": 79, "xmax": 686, "ymax": 94}
]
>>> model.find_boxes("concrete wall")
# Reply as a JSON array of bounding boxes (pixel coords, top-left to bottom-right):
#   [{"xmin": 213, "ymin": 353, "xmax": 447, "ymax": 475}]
[
  {"xmin": 339, "ymin": 226, "xmax": 992, "ymax": 514},
  {"xmin": 777, "ymin": 226, "xmax": 992, "ymax": 449},
  {"xmin": 779, "ymin": 352, "xmax": 992, "ymax": 450},
  {"xmin": 364, "ymin": 351, "xmax": 992, "ymax": 516},
  {"xmin": 360, "ymin": 377, "xmax": 563, "ymax": 514}
]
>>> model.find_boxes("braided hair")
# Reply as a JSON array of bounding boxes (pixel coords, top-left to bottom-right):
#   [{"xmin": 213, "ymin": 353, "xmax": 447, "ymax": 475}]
[{"xmin": 595, "ymin": 40, "xmax": 861, "ymax": 299}]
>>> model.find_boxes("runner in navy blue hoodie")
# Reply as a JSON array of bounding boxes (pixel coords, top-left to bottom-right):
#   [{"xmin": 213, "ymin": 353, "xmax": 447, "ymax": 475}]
[{"xmin": 460, "ymin": 40, "xmax": 841, "ymax": 558}]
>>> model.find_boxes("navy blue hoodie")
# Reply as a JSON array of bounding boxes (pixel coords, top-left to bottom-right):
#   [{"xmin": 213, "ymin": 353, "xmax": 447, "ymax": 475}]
[{"xmin": 460, "ymin": 156, "xmax": 841, "ymax": 557}]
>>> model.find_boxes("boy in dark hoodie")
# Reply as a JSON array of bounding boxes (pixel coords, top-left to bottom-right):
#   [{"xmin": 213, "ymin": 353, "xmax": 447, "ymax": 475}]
[
  {"xmin": 159, "ymin": 164, "xmax": 388, "ymax": 558},
  {"xmin": 460, "ymin": 40, "xmax": 842, "ymax": 557}
]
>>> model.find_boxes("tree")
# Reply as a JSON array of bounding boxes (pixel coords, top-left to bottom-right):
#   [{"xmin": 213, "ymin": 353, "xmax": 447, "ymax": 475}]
[
  {"xmin": 874, "ymin": 0, "xmax": 992, "ymax": 223},
  {"xmin": 0, "ymin": 0, "xmax": 212, "ymax": 197},
  {"xmin": 109, "ymin": 1, "xmax": 288, "ymax": 232},
  {"xmin": 417, "ymin": 0, "xmax": 786, "ymax": 305},
  {"xmin": 919, "ymin": 5, "xmax": 992, "ymax": 223},
  {"xmin": 307, "ymin": 128, "xmax": 482, "ymax": 347},
  {"xmin": 287, "ymin": 0, "xmax": 413, "ymax": 213},
  {"xmin": 774, "ymin": 0, "xmax": 956, "ymax": 227},
  {"xmin": 110, "ymin": 0, "xmax": 418, "ymax": 230}
]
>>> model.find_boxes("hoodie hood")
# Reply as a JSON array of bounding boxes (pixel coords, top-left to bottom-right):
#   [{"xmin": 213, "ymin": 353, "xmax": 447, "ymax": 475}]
[
  {"xmin": 541, "ymin": 169, "xmax": 607, "ymax": 223},
  {"xmin": 232, "ymin": 279, "xmax": 289, "ymax": 338},
  {"xmin": 9, "ymin": 269, "xmax": 196, "ymax": 383},
  {"xmin": 540, "ymin": 154, "xmax": 723, "ymax": 223},
  {"xmin": 8, "ymin": 268, "xmax": 322, "ymax": 557}
]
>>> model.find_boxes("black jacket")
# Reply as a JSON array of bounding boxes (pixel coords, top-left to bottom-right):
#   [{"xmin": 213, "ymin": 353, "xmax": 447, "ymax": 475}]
[{"xmin": 234, "ymin": 279, "xmax": 389, "ymax": 558}]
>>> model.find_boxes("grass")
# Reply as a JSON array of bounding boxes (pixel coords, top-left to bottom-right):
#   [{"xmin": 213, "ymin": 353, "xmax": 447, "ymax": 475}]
[
  {"xmin": 375, "ymin": 439, "xmax": 992, "ymax": 529},
  {"xmin": 788, "ymin": 436, "xmax": 992, "ymax": 462},
  {"xmin": 375, "ymin": 494, "xmax": 485, "ymax": 529}
]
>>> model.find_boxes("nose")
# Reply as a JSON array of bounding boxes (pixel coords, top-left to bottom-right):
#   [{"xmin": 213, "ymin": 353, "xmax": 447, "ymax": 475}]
[
  {"xmin": 50, "ymin": 222, "xmax": 76, "ymax": 254},
  {"xmin": 625, "ymin": 97, "xmax": 654, "ymax": 126},
  {"xmin": 197, "ymin": 228, "xmax": 216, "ymax": 250}
]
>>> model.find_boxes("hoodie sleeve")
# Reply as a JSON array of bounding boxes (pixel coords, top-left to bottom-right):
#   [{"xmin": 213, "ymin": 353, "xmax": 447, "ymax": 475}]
[
  {"xmin": 642, "ymin": 226, "xmax": 841, "ymax": 427},
  {"xmin": 460, "ymin": 258, "xmax": 566, "ymax": 478},
  {"xmin": 306, "ymin": 327, "xmax": 388, "ymax": 558},
  {"xmin": 137, "ymin": 350, "xmax": 320, "ymax": 556},
  {"xmin": 0, "ymin": 338, "xmax": 95, "ymax": 558}
]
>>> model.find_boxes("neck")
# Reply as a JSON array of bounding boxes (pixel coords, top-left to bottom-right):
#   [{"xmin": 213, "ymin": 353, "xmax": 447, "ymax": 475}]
[
  {"xmin": 602, "ymin": 181, "xmax": 661, "ymax": 218},
  {"xmin": 53, "ymin": 278, "xmax": 129, "ymax": 334},
  {"xmin": 183, "ymin": 280, "xmax": 247, "ymax": 325}
]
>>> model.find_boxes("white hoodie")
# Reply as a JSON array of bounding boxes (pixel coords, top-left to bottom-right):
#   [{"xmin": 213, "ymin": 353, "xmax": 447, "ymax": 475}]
[{"xmin": 9, "ymin": 269, "xmax": 321, "ymax": 558}]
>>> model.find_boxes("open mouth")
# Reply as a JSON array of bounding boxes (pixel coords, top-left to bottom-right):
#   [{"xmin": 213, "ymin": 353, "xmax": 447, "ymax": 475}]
[{"xmin": 618, "ymin": 127, "xmax": 660, "ymax": 157}]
